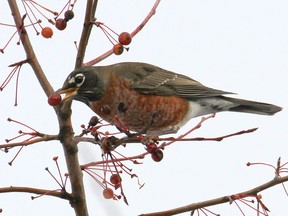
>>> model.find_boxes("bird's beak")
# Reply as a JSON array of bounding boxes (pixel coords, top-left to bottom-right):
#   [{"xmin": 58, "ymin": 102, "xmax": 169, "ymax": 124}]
[{"xmin": 55, "ymin": 87, "xmax": 78, "ymax": 101}]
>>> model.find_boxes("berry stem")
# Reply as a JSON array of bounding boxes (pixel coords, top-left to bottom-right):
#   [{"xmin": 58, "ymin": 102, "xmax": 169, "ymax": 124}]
[
  {"xmin": 97, "ymin": 25, "xmax": 118, "ymax": 45},
  {"xmin": 108, "ymin": 152, "xmax": 129, "ymax": 205},
  {"xmin": 14, "ymin": 64, "xmax": 22, "ymax": 106},
  {"xmin": 7, "ymin": 117, "xmax": 38, "ymax": 132},
  {"xmin": 54, "ymin": 158, "xmax": 66, "ymax": 189},
  {"xmin": 21, "ymin": 0, "xmax": 41, "ymax": 33},
  {"xmin": 29, "ymin": 0, "xmax": 58, "ymax": 16},
  {"xmin": 0, "ymin": 30, "xmax": 18, "ymax": 53},
  {"xmin": 0, "ymin": 66, "xmax": 18, "ymax": 91},
  {"xmin": 8, "ymin": 145, "xmax": 24, "ymax": 166},
  {"xmin": 45, "ymin": 167, "xmax": 64, "ymax": 189}
]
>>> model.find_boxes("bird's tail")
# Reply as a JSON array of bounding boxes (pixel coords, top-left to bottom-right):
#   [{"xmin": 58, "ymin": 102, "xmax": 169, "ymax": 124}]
[{"xmin": 222, "ymin": 96, "xmax": 282, "ymax": 115}]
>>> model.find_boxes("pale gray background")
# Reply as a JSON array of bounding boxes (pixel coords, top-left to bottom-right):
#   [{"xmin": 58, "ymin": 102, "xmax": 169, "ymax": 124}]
[{"xmin": 1, "ymin": 1, "xmax": 287, "ymax": 215}]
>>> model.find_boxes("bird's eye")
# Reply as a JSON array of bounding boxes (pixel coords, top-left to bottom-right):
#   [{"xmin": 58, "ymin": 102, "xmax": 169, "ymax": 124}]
[{"xmin": 74, "ymin": 73, "xmax": 85, "ymax": 86}]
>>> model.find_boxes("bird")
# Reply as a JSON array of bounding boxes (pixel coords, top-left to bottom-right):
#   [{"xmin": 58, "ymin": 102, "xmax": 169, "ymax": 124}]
[{"xmin": 56, "ymin": 62, "xmax": 282, "ymax": 135}]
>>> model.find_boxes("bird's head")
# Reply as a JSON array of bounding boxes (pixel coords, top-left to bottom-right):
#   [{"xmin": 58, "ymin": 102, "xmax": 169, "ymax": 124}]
[{"xmin": 57, "ymin": 67, "xmax": 105, "ymax": 105}]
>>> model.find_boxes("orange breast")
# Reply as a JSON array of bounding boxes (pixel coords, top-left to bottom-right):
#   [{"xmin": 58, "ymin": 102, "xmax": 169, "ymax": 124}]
[{"xmin": 89, "ymin": 74, "xmax": 190, "ymax": 134}]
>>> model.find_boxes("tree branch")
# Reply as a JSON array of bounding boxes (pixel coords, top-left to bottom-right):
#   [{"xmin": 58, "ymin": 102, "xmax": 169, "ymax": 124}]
[
  {"xmin": 7, "ymin": 2, "xmax": 89, "ymax": 215},
  {"xmin": 54, "ymin": 2, "xmax": 101, "ymax": 216},
  {"xmin": 74, "ymin": 0, "xmax": 98, "ymax": 68},
  {"xmin": 56, "ymin": 118, "xmax": 89, "ymax": 216},
  {"xmin": 140, "ymin": 175, "xmax": 288, "ymax": 216},
  {"xmin": 130, "ymin": 0, "xmax": 161, "ymax": 37}
]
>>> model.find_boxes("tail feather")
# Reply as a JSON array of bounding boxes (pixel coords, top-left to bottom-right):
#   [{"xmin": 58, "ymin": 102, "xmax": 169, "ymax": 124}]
[{"xmin": 222, "ymin": 96, "xmax": 282, "ymax": 115}]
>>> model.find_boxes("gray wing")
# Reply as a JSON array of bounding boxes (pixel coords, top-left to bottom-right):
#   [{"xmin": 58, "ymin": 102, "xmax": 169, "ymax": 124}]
[{"xmin": 114, "ymin": 62, "xmax": 233, "ymax": 99}]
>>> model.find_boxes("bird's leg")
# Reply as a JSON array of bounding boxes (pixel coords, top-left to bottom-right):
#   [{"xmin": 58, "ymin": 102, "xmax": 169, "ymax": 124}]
[
  {"xmin": 153, "ymin": 126, "xmax": 180, "ymax": 136},
  {"xmin": 115, "ymin": 111, "xmax": 161, "ymax": 138},
  {"xmin": 114, "ymin": 115, "xmax": 132, "ymax": 137}
]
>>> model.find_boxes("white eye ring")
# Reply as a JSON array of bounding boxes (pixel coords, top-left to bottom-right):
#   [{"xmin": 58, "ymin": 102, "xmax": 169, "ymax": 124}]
[{"xmin": 74, "ymin": 73, "xmax": 85, "ymax": 87}]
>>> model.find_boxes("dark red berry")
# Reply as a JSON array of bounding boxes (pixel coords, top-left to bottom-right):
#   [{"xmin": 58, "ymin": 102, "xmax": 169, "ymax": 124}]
[
  {"xmin": 55, "ymin": 18, "xmax": 67, "ymax": 30},
  {"xmin": 151, "ymin": 149, "xmax": 164, "ymax": 162},
  {"xmin": 88, "ymin": 116, "xmax": 99, "ymax": 127},
  {"xmin": 118, "ymin": 32, "xmax": 132, "ymax": 45},
  {"xmin": 146, "ymin": 143, "xmax": 158, "ymax": 153},
  {"xmin": 64, "ymin": 10, "xmax": 74, "ymax": 21},
  {"xmin": 48, "ymin": 93, "xmax": 62, "ymax": 106},
  {"xmin": 110, "ymin": 174, "xmax": 122, "ymax": 185}
]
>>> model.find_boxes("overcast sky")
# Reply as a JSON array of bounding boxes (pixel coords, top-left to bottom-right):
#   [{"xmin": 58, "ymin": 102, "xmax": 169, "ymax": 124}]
[{"xmin": 1, "ymin": 1, "xmax": 288, "ymax": 215}]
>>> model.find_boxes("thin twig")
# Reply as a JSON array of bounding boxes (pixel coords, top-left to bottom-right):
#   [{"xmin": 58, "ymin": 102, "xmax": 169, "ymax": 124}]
[
  {"xmin": 81, "ymin": 152, "xmax": 147, "ymax": 169},
  {"xmin": 0, "ymin": 186, "xmax": 72, "ymax": 200},
  {"xmin": 158, "ymin": 128, "xmax": 258, "ymax": 143},
  {"xmin": 130, "ymin": 0, "xmax": 161, "ymax": 37},
  {"xmin": 0, "ymin": 134, "xmax": 59, "ymax": 149}
]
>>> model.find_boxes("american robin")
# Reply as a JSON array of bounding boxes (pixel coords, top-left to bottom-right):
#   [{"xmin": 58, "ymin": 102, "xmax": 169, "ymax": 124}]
[{"xmin": 57, "ymin": 62, "xmax": 282, "ymax": 135}]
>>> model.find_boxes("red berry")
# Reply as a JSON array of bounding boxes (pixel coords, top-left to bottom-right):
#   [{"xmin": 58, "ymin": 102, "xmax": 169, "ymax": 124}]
[
  {"xmin": 64, "ymin": 10, "xmax": 74, "ymax": 21},
  {"xmin": 103, "ymin": 188, "xmax": 114, "ymax": 199},
  {"xmin": 41, "ymin": 27, "xmax": 53, "ymax": 38},
  {"xmin": 118, "ymin": 32, "xmax": 132, "ymax": 45},
  {"xmin": 113, "ymin": 44, "xmax": 124, "ymax": 55},
  {"xmin": 146, "ymin": 143, "xmax": 158, "ymax": 153},
  {"xmin": 55, "ymin": 18, "xmax": 67, "ymax": 31},
  {"xmin": 110, "ymin": 174, "xmax": 122, "ymax": 185},
  {"xmin": 48, "ymin": 93, "xmax": 62, "ymax": 106},
  {"xmin": 151, "ymin": 149, "xmax": 164, "ymax": 162}
]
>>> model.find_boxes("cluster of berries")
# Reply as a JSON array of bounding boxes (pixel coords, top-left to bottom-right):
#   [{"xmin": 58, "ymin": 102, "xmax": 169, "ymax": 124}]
[
  {"xmin": 146, "ymin": 143, "xmax": 164, "ymax": 162},
  {"xmin": 41, "ymin": 10, "xmax": 74, "ymax": 38},
  {"xmin": 113, "ymin": 32, "xmax": 132, "ymax": 55},
  {"xmin": 103, "ymin": 174, "xmax": 122, "ymax": 199}
]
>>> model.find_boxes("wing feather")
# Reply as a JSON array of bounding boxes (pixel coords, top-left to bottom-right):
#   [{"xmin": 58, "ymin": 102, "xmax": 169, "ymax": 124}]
[{"xmin": 114, "ymin": 62, "xmax": 234, "ymax": 99}]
